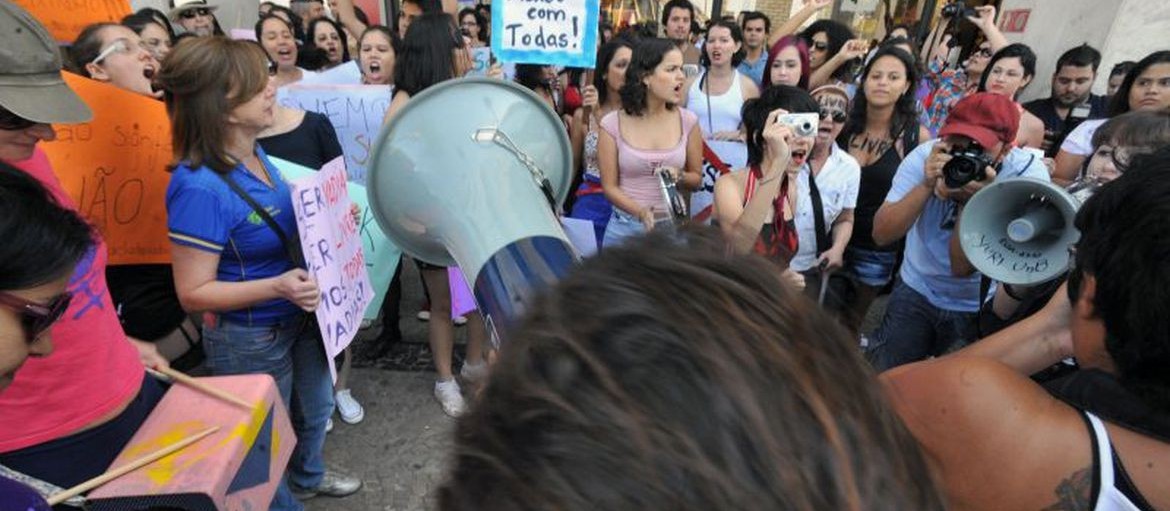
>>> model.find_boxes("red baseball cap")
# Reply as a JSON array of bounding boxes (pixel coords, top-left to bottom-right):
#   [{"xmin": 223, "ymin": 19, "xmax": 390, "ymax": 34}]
[{"xmin": 938, "ymin": 92, "xmax": 1019, "ymax": 150}]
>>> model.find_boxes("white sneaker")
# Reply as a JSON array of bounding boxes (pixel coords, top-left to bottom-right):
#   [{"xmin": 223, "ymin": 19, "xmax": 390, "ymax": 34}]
[
  {"xmin": 335, "ymin": 389, "xmax": 365, "ymax": 424},
  {"xmin": 460, "ymin": 360, "xmax": 489, "ymax": 385},
  {"xmin": 434, "ymin": 379, "xmax": 466, "ymax": 417},
  {"xmin": 453, "ymin": 314, "xmax": 468, "ymax": 326},
  {"xmin": 325, "ymin": 417, "xmax": 333, "ymax": 433}
]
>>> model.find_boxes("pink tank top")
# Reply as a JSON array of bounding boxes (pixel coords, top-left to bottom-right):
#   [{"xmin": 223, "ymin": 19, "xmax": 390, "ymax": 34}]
[
  {"xmin": 0, "ymin": 149, "xmax": 143, "ymax": 453},
  {"xmin": 600, "ymin": 108, "xmax": 697, "ymax": 210}
]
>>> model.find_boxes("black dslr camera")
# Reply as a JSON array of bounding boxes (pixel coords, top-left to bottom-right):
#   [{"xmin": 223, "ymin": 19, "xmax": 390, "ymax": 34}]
[
  {"xmin": 940, "ymin": 0, "xmax": 977, "ymax": 18},
  {"xmin": 942, "ymin": 142, "xmax": 996, "ymax": 188}
]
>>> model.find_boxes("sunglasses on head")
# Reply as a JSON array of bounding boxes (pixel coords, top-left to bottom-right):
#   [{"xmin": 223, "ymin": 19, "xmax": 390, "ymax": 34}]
[
  {"xmin": 819, "ymin": 107, "xmax": 847, "ymax": 123},
  {"xmin": 180, "ymin": 7, "xmax": 211, "ymax": 19},
  {"xmin": 0, "ymin": 292, "xmax": 72, "ymax": 345},
  {"xmin": 0, "ymin": 108, "xmax": 37, "ymax": 131}
]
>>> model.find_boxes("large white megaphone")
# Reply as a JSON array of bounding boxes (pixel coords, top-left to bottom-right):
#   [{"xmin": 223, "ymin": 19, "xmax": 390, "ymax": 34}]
[
  {"xmin": 367, "ymin": 77, "xmax": 578, "ymax": 343},
  {"xmin": 958, "ymin": 177, "xmax": 1082, "ymax": 285}
]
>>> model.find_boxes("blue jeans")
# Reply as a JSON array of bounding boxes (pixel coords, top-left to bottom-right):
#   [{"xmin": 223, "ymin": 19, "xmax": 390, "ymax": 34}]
[
  {"xmin": 602, "ymin": 208, "xmax": 647, "ymax": 248},
  {"xmin": 203, "ymin": 315, "xmax": 334, "ymax": 511},
  {"xmin": 865, "ymin": 280, "xmax": 980, "ymax": 372}
]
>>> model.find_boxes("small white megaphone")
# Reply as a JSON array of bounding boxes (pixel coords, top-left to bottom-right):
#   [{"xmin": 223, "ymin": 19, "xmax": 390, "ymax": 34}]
[
  {"xmin": 366, "ymin": 78, "xmax": 578, "ymax": 344},
  {"xmin": 958, "ymin": 177, "xmax": 1081, "ymax": 285}
]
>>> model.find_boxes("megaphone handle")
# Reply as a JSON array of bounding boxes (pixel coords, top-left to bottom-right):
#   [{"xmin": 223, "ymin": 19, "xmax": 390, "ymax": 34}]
[{"xmin": 539, "ymin": 177, "xmax": 558, "ymax": 213}]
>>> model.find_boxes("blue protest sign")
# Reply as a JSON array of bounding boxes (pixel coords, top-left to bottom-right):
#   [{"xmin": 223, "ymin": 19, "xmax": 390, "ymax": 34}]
[{"xmin": 491, "ymin": 0, "xmax": 599, "ymax": 68}]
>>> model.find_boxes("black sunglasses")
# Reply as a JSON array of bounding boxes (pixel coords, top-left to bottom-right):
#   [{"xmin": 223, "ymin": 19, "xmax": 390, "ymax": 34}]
[
  {"xmin": 180, "ymin": 7, "xmax": 211, "ymax": 19},
  {"xmin": 0, "ymin": 108, "xmax": 37, "ymax": 131},
  {"xmin": 819, "ymin": 108, "xmax": 847, "ymax": 123},
  {"xmin": 812, "ymin": 41, "xmax": 828, "ymax": 51},
  {"xmin": 0, "ymin": 292, "xmax": 72, "ymax": 344}
]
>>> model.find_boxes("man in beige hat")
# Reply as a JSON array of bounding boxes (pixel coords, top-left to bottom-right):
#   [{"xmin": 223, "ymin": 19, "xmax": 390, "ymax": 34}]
[{"xmin": 169, "ymin": 0, "xmax": 223, "ymax": 37}]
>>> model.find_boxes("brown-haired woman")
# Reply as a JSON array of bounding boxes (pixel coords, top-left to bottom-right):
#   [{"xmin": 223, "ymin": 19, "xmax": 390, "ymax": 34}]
[
  {"xmin": 439, "ymin": 229, "xmax": 946, "ymax": 511},
  {"xmin": 157, "ymin": 37, "xmax": 360, "ymax": 509}
]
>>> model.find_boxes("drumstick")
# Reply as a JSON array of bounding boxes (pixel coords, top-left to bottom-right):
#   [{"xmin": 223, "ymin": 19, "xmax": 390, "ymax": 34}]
[
  {"xmin": 148, "ymin": 366, "xmax": 253, "ymax": 409},
  {"xmin": 46, "ymin": 426, "xmax": 220, "ymax": 505}
]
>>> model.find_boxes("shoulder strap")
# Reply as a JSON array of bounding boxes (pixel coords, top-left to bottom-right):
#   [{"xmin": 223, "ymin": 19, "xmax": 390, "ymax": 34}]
[
  {"xmin": 215, "ymin": 171, "xmax": 306, "ymax": 270},
  {"xmin": 806, "ymin": 168, "xmax": 831, "ymax": 256}
]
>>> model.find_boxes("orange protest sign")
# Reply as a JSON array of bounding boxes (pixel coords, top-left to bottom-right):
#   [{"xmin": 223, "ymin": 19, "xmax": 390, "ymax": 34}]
[
  {"xmin": 12, "ymin": 0, "xmax": 131, "ymax": 43},
  {"xmin": 43, "ymin": 72, "xmax": 174, "ymax": 265}
]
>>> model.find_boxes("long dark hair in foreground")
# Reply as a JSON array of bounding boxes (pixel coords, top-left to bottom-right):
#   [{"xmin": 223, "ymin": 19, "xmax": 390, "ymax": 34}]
[{"xmin": 439, "ymin": 228, "xmax": 945, "ymax": 511}]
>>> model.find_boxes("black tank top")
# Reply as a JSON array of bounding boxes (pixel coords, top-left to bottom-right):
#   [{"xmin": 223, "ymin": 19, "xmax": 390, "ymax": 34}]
[{"xmin": 849, "ymin": 125, "xmax": 917, "ymax": 251}]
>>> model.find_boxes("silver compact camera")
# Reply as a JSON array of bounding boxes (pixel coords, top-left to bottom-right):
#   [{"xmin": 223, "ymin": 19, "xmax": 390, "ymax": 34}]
[{"xmin": 776, "ymin": 113, "xmax": 819, "ymax": 137}]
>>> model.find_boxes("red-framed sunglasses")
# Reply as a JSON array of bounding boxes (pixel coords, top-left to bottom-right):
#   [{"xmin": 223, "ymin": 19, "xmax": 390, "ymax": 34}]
[{"xmin": 0, "ymin": 292, "xmax": 72, "ymax": 344}]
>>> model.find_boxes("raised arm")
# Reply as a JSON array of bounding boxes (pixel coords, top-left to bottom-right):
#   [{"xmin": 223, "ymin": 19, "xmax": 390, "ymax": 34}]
[
  {"xmin": 768, "ymin": 0, "xmax": 832, "ymax": 47},
  {"xmin": 332, "ymin": 0, "xmax": 368, "ymax": 43},
  {"xmin": 872, "ymin": 143, "xmax": 944, "ymax": 246}
]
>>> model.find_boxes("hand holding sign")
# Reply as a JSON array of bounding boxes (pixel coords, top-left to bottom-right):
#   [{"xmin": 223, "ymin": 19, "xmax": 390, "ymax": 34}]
[{"xmin": 492, "ymin": 0, "xmax": 600, "ymax": 68}]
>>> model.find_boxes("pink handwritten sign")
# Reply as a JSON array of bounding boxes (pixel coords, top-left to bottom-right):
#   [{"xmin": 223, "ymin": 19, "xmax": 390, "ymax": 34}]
[{"xmin": 289, "ymin": 157, "xmax": 373, "ymax": 381}]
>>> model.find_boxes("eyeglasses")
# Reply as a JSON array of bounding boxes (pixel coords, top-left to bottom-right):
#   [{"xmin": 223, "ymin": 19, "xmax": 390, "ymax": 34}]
[
  {"xmin": 179, "ymin": 7, "xmax": 212, "ymax": 19},
  {"xmin": 0, "ymin": 292, "xmax": 72, "ymax": 345},
  {"xmin": 91, "ymin": 38, "xmax": 151, "ymax": 65},
  {"xmin": 460, "ymin": 21, "xmax": 478, "ymax": 27},
  {"xmin": 819, "ymin": 108, "xmax": 847, "ymax": 123},
  {"xmin": 0, "ymin": 107, "xmax": 37, "ymax": 131},
  {"xmin": 812, "ymin": 41, "xmax": 828, "ymax": 51}
]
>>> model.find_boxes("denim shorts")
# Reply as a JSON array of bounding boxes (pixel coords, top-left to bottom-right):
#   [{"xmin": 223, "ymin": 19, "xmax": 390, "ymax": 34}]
[
  {"xmin": 845, "ymin": 247, "xmax": 898, "ymax": 287},
  {"xmin": 602, "ymin": 208, "xmax": 648, "ymax": 248}
]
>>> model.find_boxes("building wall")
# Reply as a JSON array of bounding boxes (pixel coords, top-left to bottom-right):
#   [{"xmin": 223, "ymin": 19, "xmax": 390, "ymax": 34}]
[{"xmin": 997, "ymin": 0, "xmax": 1168, "ymax": 102}]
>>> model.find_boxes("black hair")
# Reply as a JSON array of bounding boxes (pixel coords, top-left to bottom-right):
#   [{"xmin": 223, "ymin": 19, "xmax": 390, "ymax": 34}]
[
  {"xmin": 800, "ymin": 19, "xmax": 853, "ymax": 63},
  {"xmin": 394, "ymin": 13, "xmax": 463, "ymax": 97},
  {"xmin": 353, "ymin": 5, "xmax": 370, "ymax": 26},
  {"xmin": 1109, "ymin": 51, "xmax": 1170, "ymax": 116},
  {"xmin": 743, "ymin": 85, "xmax": 818, "ymax": 167},
  {"xmin": 619, "ymin": 22, "xmax": 659, "ymax": 40},
  {"xmin": 740, "ymin": 10, "xmax": 770, "ymax": 33},
  {"xmin": 514, "ymin": 64, "xmax": 553, "ymax": 93},
  {"xmin": 134, "ymin": 7, "xmax": 176, "ymax": 37},
  {"xmin": 594, "ymin": 36, "xmax": 637, "ymax": 105},
  {"xmin": 1110, "ymin": 60, "xmax": 1136, "ymax": 79},
  {"xmin": 599, "ymin": 21, "xmax": 614, "ymax": 43},
  {"xmin": 619, "ymin": 38, "xmax": 679, "ymax": 116},
  {"xmin": 457, "ymin": 7, "xmax": 487, "ymax": 44},
  {"xmin": 306, "ymin": 16, "xmax": 351, "ymax": 64},
  {"xmin": 660, "ymin": 0, "xmax": 695, "ymax": 31},
  {"xmin": 68, "ymin": 23, "xmax": 121, "ymax": 77},
  {"xmin": 0, "ymin": 163, "xmax": 93, "ymax": 290},
  {"xmin": 699, "ymin": 20, "xmax": 746, "ymax": 68},
  {"xmin": 262, "ymin": 5, "xmax": 306, "ymax": 43},
  {"xmin": 978, "ymin": 43, "xmax": 1037, "ymax": 95},
  {"xmin": 839, "ymin": 46, "xmax": 920, "ymax": 147},
  {"xmin": 884, "ymin": 23, "xmax": 912, "ymax": 41},
  {"xmin": 122, "ymin": 10, "xmax": 175, "ymax": 42},
  {"xmin": 360, "ymin": 24, "xmax": 399, "ymax": 53},
  {"xmin": 1073, "ymin": 145, "xmax": 1170, "ymax": 411},
  {"xmin": 1056, "ymin": 43, "xmax": 1102, "ymax": 73}
]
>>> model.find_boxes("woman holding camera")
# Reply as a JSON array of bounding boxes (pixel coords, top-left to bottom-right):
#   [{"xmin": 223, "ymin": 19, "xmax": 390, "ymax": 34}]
[
  {"xmin": 713, "ymin": 85, "xmax": 819, "ymax": 288},
  {"xmin": 598, "ymin": 38, "xmax": 702, "ymax": 246}
]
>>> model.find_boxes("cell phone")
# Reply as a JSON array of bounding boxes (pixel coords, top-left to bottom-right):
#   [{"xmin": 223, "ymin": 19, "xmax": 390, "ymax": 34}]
[{"xmin": 682, "ymin": 64, "xmax": 700, "ymax": 79}]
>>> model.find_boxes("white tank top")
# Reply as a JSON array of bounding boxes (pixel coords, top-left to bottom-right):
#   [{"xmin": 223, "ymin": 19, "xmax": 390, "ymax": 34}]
[
  {"xmin": 687, "ymin": 70, "xmax": 746, "ymax": 137},
  {"xmin": 1084, "ymin": 411, "xmax": 1152, "ymax": 511}
]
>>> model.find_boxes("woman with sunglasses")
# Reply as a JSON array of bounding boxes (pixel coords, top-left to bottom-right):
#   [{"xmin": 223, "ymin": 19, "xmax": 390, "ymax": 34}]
[
  {"xmin": 69, "ymin": 23, "xmax": 161, "ymax": 98},
  {"xmin": 0, "ymin": 1, "xmax": 167, "ymax": 495},
  {"xmin": 386, "ymin": 13, "xmax": 489, "ymax": 418},
  {"xmin": 157, "ymin": 37, "xmax": 360, "ymax": 508},
  {"xmin": 836, "ymin": 46, "xmax": 929, "ymax": 334}
]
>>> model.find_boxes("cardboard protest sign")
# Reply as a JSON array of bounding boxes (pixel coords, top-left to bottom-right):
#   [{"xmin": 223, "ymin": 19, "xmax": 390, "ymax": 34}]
[
  {"xmin": 271, "ymin": 157, "xmax": 400, "ymax": 322},
  {"xmin": 491, "ymin": 0, "xmax": 600, "ymax": 68},
  {"xmin": 14, "ymin": 0, "xmax": 131, "ymax": 43},
  {"xmin": 288, "ymin": 158, "xmax": 373, "ymax": 380},
  {"xmin": 41, "ymin": 73, "xmax": 173, "ymax": 265},
  {"xmin": 276, "ymin": 84, "xmax": 391, "ymax": 186}
]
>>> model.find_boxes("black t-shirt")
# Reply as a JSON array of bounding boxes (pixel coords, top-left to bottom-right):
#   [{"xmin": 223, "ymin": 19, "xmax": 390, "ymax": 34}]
[
  {"xmin": 106, "ymin": 264, "xmax": 186, "ymax": 340},
  {"xmin": 1022, "ymin": 95, "xmax": 1109, "ymax": 157},
  {"xmin": 258, "ymin": 111, "xmax": 344, "ymax": 170}
]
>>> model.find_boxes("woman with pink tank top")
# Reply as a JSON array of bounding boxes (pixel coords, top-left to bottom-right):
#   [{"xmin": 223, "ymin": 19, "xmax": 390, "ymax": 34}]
[{"xmin": 598, "ymin": 38, "xmax": 703, "ymax": 247}]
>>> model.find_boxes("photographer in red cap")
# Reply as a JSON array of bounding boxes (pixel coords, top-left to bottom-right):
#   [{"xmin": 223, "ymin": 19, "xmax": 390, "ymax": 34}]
[{"xmin": 867, "ymin": 93, "xmax": 1050, "ymax": 371}]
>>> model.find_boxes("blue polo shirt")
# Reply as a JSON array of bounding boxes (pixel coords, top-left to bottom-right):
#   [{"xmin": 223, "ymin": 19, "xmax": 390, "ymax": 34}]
[
  {"xmin": 738, "ymin": 50, "xmax": 768, "ymax": 88},
  {"xmin": 886, "ymin": 140, "xmax": 1050, "ymax": 312},
  {"xmin": 166, "ymin": 146, "xmax": 301, "ymax": 325}
]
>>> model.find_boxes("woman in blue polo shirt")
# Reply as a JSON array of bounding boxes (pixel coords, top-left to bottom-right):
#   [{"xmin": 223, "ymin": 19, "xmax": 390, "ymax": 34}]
[{"xmin": 156, "ymin": 37, "xmax": 360, "ymax": 510}]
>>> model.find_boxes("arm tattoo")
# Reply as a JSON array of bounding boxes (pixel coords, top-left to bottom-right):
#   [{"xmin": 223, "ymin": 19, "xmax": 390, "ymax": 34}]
[{"xmin": 1040, "ymin": 467, "xmax": 1092, "ymax": 511}]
